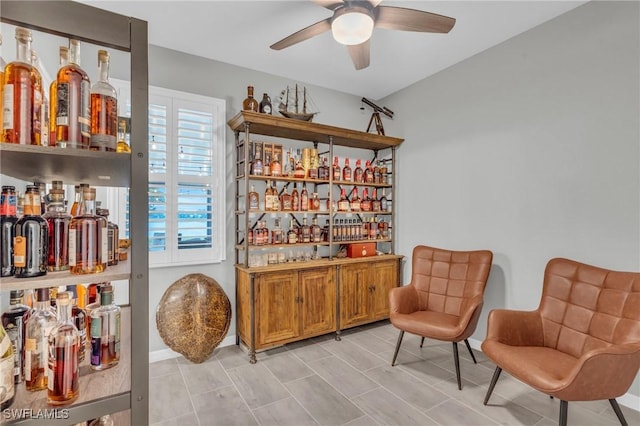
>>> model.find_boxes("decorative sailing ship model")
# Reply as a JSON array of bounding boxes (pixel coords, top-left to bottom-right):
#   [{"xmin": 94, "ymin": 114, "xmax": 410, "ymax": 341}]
[{"xmin": 277, "ymin": 84, "xmax": 318, "ymax": 122}]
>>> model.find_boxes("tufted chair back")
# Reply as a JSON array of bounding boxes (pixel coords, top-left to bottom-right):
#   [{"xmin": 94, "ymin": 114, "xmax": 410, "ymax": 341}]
[
  {"xmin": 539, "ymin": 258, "xmax": 640, "ymax": 358},
  {"xmin": 412, "ymin": 245, "xmax": 493, "ymax": 317}
]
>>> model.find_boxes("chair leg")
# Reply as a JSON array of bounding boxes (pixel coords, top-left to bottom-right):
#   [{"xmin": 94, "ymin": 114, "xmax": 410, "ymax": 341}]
[
  {"xmin": 420, "ymin": 337, "xmax": 425, "ymax": 348},
  {"xmin": 463, "ymin": 339, "xmax": 477, "ymax": 364},
  {"xmin": 483, "ymin": 366, "xmax": 502, "ymax": 405},
  {"xmin": 452, "ymin": 342, "xmax": 462, "ymax": 390},
  {"xmin": 609, "ymin": 399, "xmax": 628, "ymax": 426},
  {"xmin": 391, "ymin": 330, "xmax": 404, "ymax": 366},
  {"xmin": 559, "ymin": 400, "xmax": 568, "ymax": 426}
]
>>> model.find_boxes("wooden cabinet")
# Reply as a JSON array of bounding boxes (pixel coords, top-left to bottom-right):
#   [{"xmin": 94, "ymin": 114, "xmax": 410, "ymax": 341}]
[{"xmin": 340, "ymin": 259, "xmax": 399, "ymax": 329}]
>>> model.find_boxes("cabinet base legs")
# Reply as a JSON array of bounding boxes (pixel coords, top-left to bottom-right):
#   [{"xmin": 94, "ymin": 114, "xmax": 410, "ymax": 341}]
[
  {"xmin": 335, "ymin": 331, "xmax": 342, "ymax": 341},
  {"xmin": 249, "ymin": 351, "xmax": 257, "ymax": 364}
]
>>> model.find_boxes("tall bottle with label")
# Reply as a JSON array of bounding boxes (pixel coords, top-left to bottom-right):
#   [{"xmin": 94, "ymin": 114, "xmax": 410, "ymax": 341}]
[
  {"xmin": 3, "ymin": 27, "xmax": 35, "ymax": 144},
  {"xmin": 69, "ymin": 187, "xmax": 107, "ymax": 274},
  {"xmin": 242, "ymin": 86, "xmax": 259, "ymax": 112},
  {"xmin": 47, "ymin": 292, "xmax": 80, "ymax": 405},
  {"xmin": 14, "ymin": 185, "xmax": 48, "ymax": 278},
  {"xmin": 1, "ymin": 186, "xmax": 18, "ymax": 277},
  {"xmin": 1, "ymin": 290, "xmax": 30, "ymax": 384},
  {"xmin": 25, "ymin": 288, "xmax": 57, "ymax": 392},
  {"xmin": 97, "ymin": 208, "xmax": 118, "ymax": 266},
  {"xmin": 49, "ymin": 46, "xmax": 69, "ymax": 146},
  {"xmin": 44, "ymin": 187, "xmax": 71, "ymax": 271},
  {"xmin": 56, "ymin": 39, "xmax": 91, "ymax": 148},
  {"xmin": 70, "ymin": 183, "xmax": 89, "ymax": 217},
  {"xmin": 0, "ymin": 322, "xmax": 15, "ymax": 409},
  {"xmin": 29, "ymin": 50, "xmax": 44, "ymax": 145},
  {"xmin": 66, "ymin": 286, "xmax": 86, "ymax": 362},
  {"xmin": 90, "ymin": 50, "xmax": 118, "ymax": 151},
  {"xmin": 90, "ymin": 285, "xmax": 120, "ymax": 371}
]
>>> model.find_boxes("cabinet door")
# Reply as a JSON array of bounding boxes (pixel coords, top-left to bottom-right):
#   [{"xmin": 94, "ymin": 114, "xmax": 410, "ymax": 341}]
[
  {"xmin": 340, "ymin": 263, "xmax": 371, "ymax": 327},
  {"xmin": 299, "ymin": 267, "xmax": 336, "ymax": 337},
  {"xmin": 256, "ymin": 271, "xmax": 299, "ymax": 346},
  {"xmin": 370, "ymin": 260, "xmax": 398, "ymax": 320}
]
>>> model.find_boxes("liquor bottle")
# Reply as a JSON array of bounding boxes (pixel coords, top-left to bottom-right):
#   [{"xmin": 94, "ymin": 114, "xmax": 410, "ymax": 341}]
[
  {"xmin": 271, "ymin": 218, "xmax": 284, "ymax": 245},
  {"xmin": 364, "ymin": 160, "xmax": 374, "ymax": 184},
  {"xmin": 373, "ymin": 161, "xmax": 382, "ymax": 184},
  {"xmin": 116, "ymin": 117, "xmax": 131, "ymax": 153},
  {"xmin": 30, "ymin": 50, "xmax": 44, "ymax": 146},
  {"xmin": 287, "ymin": 219, "xmax": 298, "ymax": 244},
  {"xmin": 311, "ymin": 217, "xmax": 322, "ymax": 243},
  {"xmin": 342, "ymin": 158, "xmax": 352, "ymax": 182},
  {"xmin": 90, "ymin": 285, "xmax": 120, "ymax": 371},
  {"xmin": 90, "ymin": 50, "xmax": 118, "ymax": 151},
  {"xmin": 285, "ymin": 149, "xmax": 295, "ymax": 177},
  {"xmin": 369, "ymin": 217, "xmax": 377, "ymax": 240},
  {"xmin": 70, "ymin": 184, "xmax": 87, "ymax": 216},
  {"xmin": 67, "ymin": 286, "xmax": 87, "ymax": 362},
  {"xmin": 3, "ymin": 28, "xmax": 35, "ymax": 144},
  {"xmin": 248, "ymin": 185, "xmax": 259, "ymax": 210},
  {"xmin": 88, "ymin": 415, "xmax": 114, "ymax": 426},
  {"xmin": 300, "ymin": 183, "xmax": 309, "ymax": 211},
  {"xmin": 49, "ymin": 46, "xmax": 69, "ymax": 146},
  {"xmin": 47, "ymin": 292, "xmax": 80, "ymax": 405},
  {"xmin": 337, "ymin": 188, "xmax": 349, "ymax": 212},
  {"xmin": 0, "ymin": 322, "xmax": 15, "ymax": 410},
  {"xmin": 56, "ymin": 39, "xmax": 91, "ymax": 149},
  {"xmin": 25, "ymin": 288, "xmax": 57, "ymax": 391},
  {"xmin": 280, "ymin": 186, "xmax": 292, "ymax": 211},
  {"xmin": 69, "ymin": 187, "xmax": 107, "ymax": 274},
  {"xmin": 250, "ymin": 149, "xmax": 264, "ymax": 176},
  {"xmin": 293, "ymin": 160, "xmax": 306, "ymax": 179},
  {"xmin": 35, "ymin": 181, "xmax": 47, "ymax": 213},
  {"xmin": 259, "ymin": 93, "xmax": 272, "ymax": 114},
  {"xmin": 371, "ymin": 188, "xmax": 381, "ymax": 212},
  {"xmin": 379, "ymin": 219, "xmax": 389, "ymax": 240},
  {"xmin": 264, "ymin": 154, "xmax": 271, "ymax": 177},
  {"xmin": 1, "ymin": 185, "xmax": 19, "ymax": 277},
  {"xmin": 271, "ymin": 153, "xmax": 282, "ymax": 177},
  {"xmin": 361, "ymin": 188, "xmax": 372, "ymax": 212},
  {"xmin": 85, "ymin": 284, "xmax": 103, "ymax": 344},
  {"xmin": 310, "ymin": 193, "xmax": 320, "ymax": 211},
  {"xmin": 14, "ymin": 185, "xmax": 48, "ymax": 278},
  {"xmin": 264, "ymin": 181, "xmax": 279, "ymax": 212},
  {"xmin": 354, "ymin": 159, "xmax": 364, "ymax": 183},
  {"xmin": 97, "ymin": 208, "xmax": 119, "ymax": 266},
  {"xmin": 301, "ymin": 218, "xmax": 311, "ymax": 243},
  {"xmin": 332, "ymin": 156, "xmax": 341, "ymax": 181},
  {"xmin": 308, "ymin": 150, "xmax": 319, "ymax": 180},
  {"xmin": 291, "ymin": 183, "xmax": 300, "ymax": 211},
  {"xmin": 380, "ymin": 161, "xmax": 388, "ymax": 184},
  {"xmin": 318, "ymin": 157, "xmax": 328, "ymax": 180},
  {"xmin": 44, "ymin": 187, "xmax": 71, "ymax": 272},
  {"xmin": 2, "ymin": 290, "xmax": 31, "ymax": 384},
  {"xmin": 380, "ymin": 188, "xmax": 389, "ymax": 212},
  {"xmin": 350, "ymin": 188, "xmax": 361, "ymax": 212},
  {"xmin": 242, "ymin": 86, "xmax": 259, "ymax": 112}
]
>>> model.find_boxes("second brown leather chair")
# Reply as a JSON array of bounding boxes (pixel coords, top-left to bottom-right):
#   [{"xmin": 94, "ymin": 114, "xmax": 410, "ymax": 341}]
[{"xmin": 389, "ymin": 245, "xmax": 493, "ymax": 389}]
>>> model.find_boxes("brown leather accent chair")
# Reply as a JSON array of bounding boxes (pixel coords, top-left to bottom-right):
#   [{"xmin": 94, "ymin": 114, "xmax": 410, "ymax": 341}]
[
  {"xmin": 389, "ymin": 245, "xmax": 493, "ymax": 390},
  {"xmin": 482, "ymin": 258, "xmax": 640, "ymax": 426}
]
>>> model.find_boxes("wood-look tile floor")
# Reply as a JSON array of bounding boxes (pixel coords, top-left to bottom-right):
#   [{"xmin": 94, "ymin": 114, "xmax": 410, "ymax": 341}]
[{"xmin": 149, "ymin": 321, "xmax": 640, "ymax": 426}]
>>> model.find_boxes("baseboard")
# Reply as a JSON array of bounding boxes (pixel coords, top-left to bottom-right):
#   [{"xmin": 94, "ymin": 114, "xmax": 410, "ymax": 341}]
[
  {"xmin": 467, "ymin": 338, "xmax": 640, "ymax": 413},
  {"xmin": 149, "ymin": 335, "xmax": 236, "ymax": 363}
]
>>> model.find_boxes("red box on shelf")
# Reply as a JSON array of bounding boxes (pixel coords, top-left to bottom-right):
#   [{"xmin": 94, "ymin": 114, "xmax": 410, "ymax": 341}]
[{"xmin": 347, "ymin": 243, "xmax": 376, "ymax": 258}]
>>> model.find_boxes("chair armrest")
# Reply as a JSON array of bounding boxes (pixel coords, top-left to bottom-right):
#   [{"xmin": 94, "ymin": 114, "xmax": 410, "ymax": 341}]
[
  {"xmin": 456, "ymin": 296, "xmax": 484, "ymax": 340},
  {"xmin": 485, "ymin": 309, "xmax": 544, "ymax": 346},
  {"xmin": 389, "ymin": 284, "xmax": 418, "ymax": 315}
]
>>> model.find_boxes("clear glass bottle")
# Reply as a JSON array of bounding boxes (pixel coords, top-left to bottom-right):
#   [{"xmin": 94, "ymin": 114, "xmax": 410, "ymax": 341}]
[
  {"xmin": 66, "ymin": 285, "xmax": 86, "ymax": 362},
  {"xmin": 263, "ymin": 154, "xmax": 271, "ymax": 177},
  {"xmin": 14, "ymin": 185, "xmax": 48, "ymax": 278},
  {"xmin": 24, "ymin": 287, "xmax": 57, "ymax": 391},
  {"xmin": 47, "ymin": 292, "xmax": 80, "ymax": 405},
  {"xmin": 85, "ymin": 283, "xmax": 103, "ymax": 349},
  {"xmin": 259, "ymin": 93, "xmax": 272, "ymax": 114},
  {"xmin": 2, "ymin": 290, "xmax": 30, "ymax": 384},
  {"xmin": 90, "ymin": 50, "xmax": 118, "ymax": 151},
  {"xmin": 44, "ymin": 187, "xmax": 71, "ymax": 271},
  {"xmin": 3, "ymin": 27, "xmax": 35, "ymax": 144},
  {"xmin": 30, "ymin": 50, "xmax": 44, "ymax": 146},
  {"xmin": 250, "ymin": 150, "xmax": 264, "ymax": 176},
  {"xmin": 49, "ymin": 46, "xmax": 69, "ymax": 146},
  {"xmin": 69, "ymin": 187, "xmax": 107, "ymax": 274},
  {"xmin": 271, "ymin": 218, "xmax": 283, "ymax": 245},
  {"xmin": 90, "ymin": 285, "xmax": 120, "ymax": 371},
  {"xmin": 248, "ymin": 185, "xmax": 259, "ymax": 211},
  {"xmin": 242, "ymin": 85, "xmax": 259, "ymax": 112},
  {"xmin": 1, "ymin": 185, "xmax": 19, "ymax": 277},
  {"xmin": 56, "ymin": 39, "xmax": 91, "ymax": 149},
  {"xmin": 97, "ymin": 208, "xmax": 119, "ymax": 266},
  {"xmin": 0, "ymin": 322, "xmax": 15, "ymax": 409},
  {"xmin": 70, "ymin": 183, "xmax": 89, "ymax": 217},
  {"xmin": 116, "ymin": 117, "xmax": 131, "ymax": 153}
]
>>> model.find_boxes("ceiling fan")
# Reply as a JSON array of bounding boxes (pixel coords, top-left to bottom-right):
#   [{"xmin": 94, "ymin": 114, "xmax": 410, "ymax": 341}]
[{"xmin": 270, "ymin": 0, "xmax": 456, "ymax": 70}]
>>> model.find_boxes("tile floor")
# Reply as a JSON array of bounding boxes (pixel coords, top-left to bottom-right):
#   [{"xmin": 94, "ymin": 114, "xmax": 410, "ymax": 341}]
[{"xmin": 149, "ymin": 321, "xmax": 640, "ymax": 426}]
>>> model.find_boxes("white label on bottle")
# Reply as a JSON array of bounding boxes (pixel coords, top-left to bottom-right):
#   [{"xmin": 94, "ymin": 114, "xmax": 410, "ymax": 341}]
[
  {"xmin": 3, "ymin": 84, "xmax": 14, "ymax": 129},
  {"xmin": 68, "ymin": 228, "xmax": 76, "ymax": 266},
  {"xmin": 24, "ymin": 350, "xmax": 31, "ymax": 381},
  {"xmin": 56, "ymin": 82, "xmax": 69, "ymax": 126},
  {"xmin": 101, "ymin": 227, "xmax": 108, "ymax": 265},
  {"xmin": 0, "ymin": 355, "xmax": 15, "ymax": 404}
]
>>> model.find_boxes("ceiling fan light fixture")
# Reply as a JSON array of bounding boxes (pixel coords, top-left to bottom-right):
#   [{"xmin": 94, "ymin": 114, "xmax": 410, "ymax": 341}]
[{"xmin": 331, "ymin": 6, "xmax": 374, "ymax": 46}]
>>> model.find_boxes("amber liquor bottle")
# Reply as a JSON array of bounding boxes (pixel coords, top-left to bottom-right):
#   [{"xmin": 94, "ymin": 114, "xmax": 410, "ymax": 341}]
[
  {"xmin": 311, "ymin": 217, "xmax": 322, "ymax": 243},
  {"xmin": 25, "ymin": 288, "xmax": 57, "ymax": 391},
  {"xmin": 242, "ymin": 86, "xmax": 259, "ymax": 112},
  {"xmin": 371, "ymin": 188, "xmax": 381, "ymax": 212},
  {"xmin": 349, "ymin": 188, "xmax": 361, "ymax": 212},
  {"xmin": 291, "ymin": 183, "xmax": 300, "ymax": 211},
  {"xmin": 3, "ymin": 27, "xmax": 35, "ymax": 144},
  {"xmin": 364, "ymin": 160, "xmax": 374, "ymax": 184},
  {"xmin": 47, "ymin": 292, "xmax": 80, "ymax": 405},
  {"xmin": 70, "ymin": 183, "xmax": 89, "ymax": 217},
  {"xmin": 361, "ymin": 188, "xmax": 372, "ymax": 212},
  {"xmin": 56, "ymin": 39, "xmax": 91, "ymax": 149},
  {"xmin": 44, "ymin": 188, "xmax": 71, "ymax": 271},
  {"xmin": 90, "ymin": 285, "xmax": 120, "ymax": 371},
  {"xmin": 264, "ymin": 181, "xmax": 279, "ymax": 212},
  {"xmin": 280, "ymin": 186, "xmax": 292, "ymax": 211},
  {"xmin": 49, "ymin": 46, "xmax": 69, "ymax": 146},
  {"xmin": 250, "ymin": 150, "xmax": 264, "ymax": 176},
  {"xmin": 354, "ymin": 160, "xmax": 364, "ymax": 183},
  {"xmin": 2, "ymin": 290, "xmax": 31, "ymax": 383},
  {"xmin": 300, "ymin": 183, "xmax": 309, "ymax": 211},
  {"xmin": 332, "ymin": 157, "xmax": 341, "ymax": 181},
  {"xmin": 301, "ymin": 218, "xmax": 311, "ymax": 243},
  {"xmin": 271, "ymin": 153, "xmax": 282, "ymax": 177},
  {"xmin": 342, "ymin": 158, "xmax": 352, "ymax": 182},
  {"xmin": 14, "ymin": 185, "xmax": 48, "ymax": 278},
  {"xmin": 67, "ymin": 286, "xmax": 87, "ymax": 362},
  {"xmin": 1, "ymin": 185, "xmax": 19, "ymax": 277},
  {"xmin": 287, "ymin": 219, "xmax": 298, "ymax": 244},
  {"xmin": 69, "ymin": 187, "xmax": 107, "ymax": 274},
  {"xmin": 29, "ymin": 50, "xmax": 44, "ymax": 146},
  {"xmin": 337, "ymin": 188, "xmax": 350, "ymax": 212},
  {"xmin": 90, "ymin": 50, "xmax": 118, "ymax": 151},
  {"xmin": 248, "ymin": 185, "xmax": 260, "ymax": 210}
]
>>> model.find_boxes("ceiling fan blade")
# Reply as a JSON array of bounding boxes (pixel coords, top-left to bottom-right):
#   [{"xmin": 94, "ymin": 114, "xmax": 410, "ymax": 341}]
[
  {"xmin": 367, "ymin": 0, "xmax": 383, "ymax": 7},
  {"xmin": 347, "ymin": 39, "xmax": 370, "ymax": 70},
  {"xmin": 270, "ymin": 18, "xmax": 332, "ymax": 50},
  {"xmin": 312, "ymin": 0, "xmax": 344, "ymax": 11},
  {"xmin": 375, "ymin": 6, "xmax": 455, "ymax": 33}
]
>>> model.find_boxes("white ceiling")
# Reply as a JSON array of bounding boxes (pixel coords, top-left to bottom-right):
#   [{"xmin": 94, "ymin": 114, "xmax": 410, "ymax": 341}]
[{"xmin": 83, "ymin": 0, "xmax": 587, "ymax": 99}]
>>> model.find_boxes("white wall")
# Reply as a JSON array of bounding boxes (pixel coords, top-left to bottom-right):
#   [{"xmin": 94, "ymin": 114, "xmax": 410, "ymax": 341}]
[{"xmin": 382, "ymin": 1, "xmax": 640, "ymax": 398}]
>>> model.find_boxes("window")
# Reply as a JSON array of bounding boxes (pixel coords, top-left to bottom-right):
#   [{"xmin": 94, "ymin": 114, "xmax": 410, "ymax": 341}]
[{"xmin": 113, "ymin": 80, "xmax": 225, "ymax": 267}]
